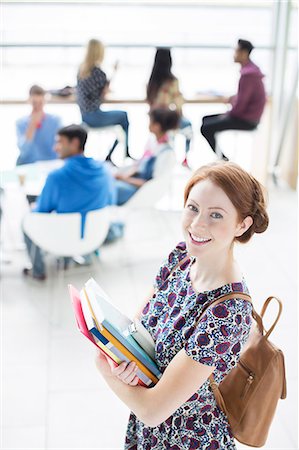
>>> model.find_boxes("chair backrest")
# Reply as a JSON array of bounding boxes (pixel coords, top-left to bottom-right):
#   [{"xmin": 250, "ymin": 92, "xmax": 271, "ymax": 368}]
[
  {"xmin": 123, "ymin": 175, "xmax": 171, "ymax": 210},
  {"xmin": 23, "ymin": 208, "xmax": 111, "ymax": 257}
]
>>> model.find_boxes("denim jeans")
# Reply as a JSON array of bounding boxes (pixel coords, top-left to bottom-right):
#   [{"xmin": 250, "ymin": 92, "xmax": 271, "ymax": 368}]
[
  {"xmin": 115, "ymin": 180, "xmax": 138, "ymax": 206},
  {"xmin": 23, "ymin": 231, "xmax": 46, "ymax": 277},
  {"xmin": 82, "ymin": 109, "xmax": 129, "ymax": 157},
  {"xmin": 179, "ymin": 116, "xmax": 193, "ymax": 153}
]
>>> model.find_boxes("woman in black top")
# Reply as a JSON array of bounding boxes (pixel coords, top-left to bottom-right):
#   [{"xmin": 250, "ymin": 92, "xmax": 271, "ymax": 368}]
[{"xmin": 77, "ymin": 39, "xmax": 131, "ymax": 160}]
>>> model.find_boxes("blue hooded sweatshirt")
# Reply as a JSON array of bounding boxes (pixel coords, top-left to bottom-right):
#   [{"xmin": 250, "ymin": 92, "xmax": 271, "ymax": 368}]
[{"xmin": 34, "ymin": 154, "xmax": 116, "ymax": 236}]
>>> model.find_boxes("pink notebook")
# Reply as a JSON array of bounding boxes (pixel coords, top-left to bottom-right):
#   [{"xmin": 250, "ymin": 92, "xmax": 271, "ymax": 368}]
[
  {"xmin": 69, "ymin": 284, "xmax": 117, "ymax": 367},
  {"xmin": 69, "ymin": 285, "xmax": 97, "ymax": 344}
]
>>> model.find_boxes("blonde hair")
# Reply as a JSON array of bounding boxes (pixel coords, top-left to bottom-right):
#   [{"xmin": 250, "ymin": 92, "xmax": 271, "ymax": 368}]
[{"xmin": 78, "ymin": 39, "xmax": 105, "ymax": 79}]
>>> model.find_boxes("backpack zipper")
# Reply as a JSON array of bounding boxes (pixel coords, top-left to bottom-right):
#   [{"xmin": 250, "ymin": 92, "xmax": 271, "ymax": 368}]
[{"xmin": 239, "ymin": 360, "xmax": 255, "ymax": 399}]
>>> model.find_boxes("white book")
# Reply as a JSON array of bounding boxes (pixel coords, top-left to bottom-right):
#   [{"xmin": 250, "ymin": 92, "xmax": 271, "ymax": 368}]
[{"xmin": 83, "ymin": 278, "xmax": 156, "ymax": 361}]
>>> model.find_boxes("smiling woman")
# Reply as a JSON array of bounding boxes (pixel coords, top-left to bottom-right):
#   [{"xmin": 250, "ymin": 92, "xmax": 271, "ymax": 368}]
[
  {"xmin": 95, "ymin": 161, "xmax": 270, "ymax": 450},
  {"xmin": 182, "ymin": 161, "xmax": 268, "ymax": 293}
]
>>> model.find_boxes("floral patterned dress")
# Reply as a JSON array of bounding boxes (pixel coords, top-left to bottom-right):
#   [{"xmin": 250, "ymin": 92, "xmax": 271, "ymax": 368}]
[{"xmin": 125, "ymin": 242, "xmax": 252, "ymax": 450}]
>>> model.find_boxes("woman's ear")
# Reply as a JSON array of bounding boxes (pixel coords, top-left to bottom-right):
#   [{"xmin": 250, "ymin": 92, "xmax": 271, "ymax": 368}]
[{"xmin": 235, "ymin": 216, "xmax": 253, "ymax": 238}]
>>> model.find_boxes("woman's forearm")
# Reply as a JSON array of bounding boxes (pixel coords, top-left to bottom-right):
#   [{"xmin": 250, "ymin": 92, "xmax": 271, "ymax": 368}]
[
  {"xmin": 125, "ymin": 177, "xmax": 146, "ymax": 187},
  {"xmin": 102, "ymin": 374, "xmax": 154, "ymax": 424}
]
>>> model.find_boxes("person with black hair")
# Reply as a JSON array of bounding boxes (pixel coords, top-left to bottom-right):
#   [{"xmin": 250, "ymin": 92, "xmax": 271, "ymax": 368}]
[
  {"xmin": 200, "ymin": 39, "xmax": 266, "ymax": 160},
  {"xmin": 147, "ymin": 48, "xmax": 193, "ymax": 167},
  {"xmin": 114, "ymin": 108, "xmax": 179, "ymax": 205},
  {"xmin": 16, "ymin": 85, "xmax": 62, "ymax": 165},
  {"xmin": 22, "ymin": 124, "xmax": 116, "ymax": 280}
]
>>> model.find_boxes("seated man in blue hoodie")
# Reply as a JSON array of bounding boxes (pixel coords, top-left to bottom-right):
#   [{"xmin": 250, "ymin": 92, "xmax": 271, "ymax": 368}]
[
  {"xmin": 16, "ymin": 85, "xmax": 62, "ymax": 165},
  {"xmin": 23, "ymin": 124, "xmax": 116, "ymax": 280}
]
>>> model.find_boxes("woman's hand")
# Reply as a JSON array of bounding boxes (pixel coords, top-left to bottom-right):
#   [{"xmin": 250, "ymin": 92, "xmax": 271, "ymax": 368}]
[
  {"xmin": 95, "ymin": 350, "xmax": 115, "ymax": 378},
  {"xmin": 95, "ymin": 350, "xmax": 139, "ymax": 386},
  {"xmin": 111, "ymin": 361, "xmax": 139, "ymax": 386},
  {"xmin": 114, "ymin": 172, "xmax": 127, "ymax": 181}
]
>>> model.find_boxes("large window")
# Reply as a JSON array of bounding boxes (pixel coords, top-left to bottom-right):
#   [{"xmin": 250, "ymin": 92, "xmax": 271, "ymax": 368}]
[{"xmin": 2, "ymin": 1, "xmax": 278, "ymax": 98}]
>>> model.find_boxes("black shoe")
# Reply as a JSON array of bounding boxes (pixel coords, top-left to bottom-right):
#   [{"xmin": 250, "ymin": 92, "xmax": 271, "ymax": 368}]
[
  {"xmin": 23, "ymin": 267, "xmax": 46, "ymax": 281},
  {"xmin": 105, "ymin": 157, "xmax": 117, "ymax": 167},
  {"xmin": 106, "ymin": 139, "xmax": 119, "ymax": 161},
  {"xmin": 125, "ymin": 153, "xmax": 137, "ymax": 161}
]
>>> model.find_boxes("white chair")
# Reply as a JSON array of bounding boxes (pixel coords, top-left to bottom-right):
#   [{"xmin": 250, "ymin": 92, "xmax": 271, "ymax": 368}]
[
  {"xmin": 82, "ymin": 122, "xmax": 126, "ymax": 160},
  {"xmin": 109, "ymin": 173, "xmax": 174, "ymax": 227},
  {"xmin": 124, "ymin": 175, "xmax": 172, "ymax": 210},
  {"xmin": 215, "ymin": 129, "xmax": 258, "ymax": 170},
  {"xmin": 23, "ymin": 207, "xmax": 111, "ymax": 258},
  {"xmin": 168, "ymin": 126, "xmax": 193, "ymax": 157}
]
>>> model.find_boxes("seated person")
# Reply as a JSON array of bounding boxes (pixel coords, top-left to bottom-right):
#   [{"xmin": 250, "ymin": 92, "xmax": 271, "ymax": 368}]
[
  {"xmin": 146, "ymin": 47, "xmax": 193, "ymax": 167},
  {"xmin": 200, "ymin": 39, "xmax": 266, "ymax": 160},
  {"xmin": 23, "ymin": 124, "xmax": 116, "ymax": 280},
  {"xmin": 114, "ymin": 108, "xmax": 179, "ymax": 206},
  {"xmin": 16, "ymin": 85, "xmax": 62, "ymax": 165}
]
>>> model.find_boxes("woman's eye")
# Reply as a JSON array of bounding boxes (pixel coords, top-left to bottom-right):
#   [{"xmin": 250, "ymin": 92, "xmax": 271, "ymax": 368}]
[
  {"xmin": 187, "ymin": 204, "xmax": 198, "ymax": 212},
  {"xmin": 211, "ymin": 212, "xmax": 223, "ymax": 219}
]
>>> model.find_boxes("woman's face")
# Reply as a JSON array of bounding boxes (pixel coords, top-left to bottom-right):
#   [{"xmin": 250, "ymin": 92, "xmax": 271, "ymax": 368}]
[{"xmin": 182, "ymin": 179, "xmax": 251, "ymax": 259}]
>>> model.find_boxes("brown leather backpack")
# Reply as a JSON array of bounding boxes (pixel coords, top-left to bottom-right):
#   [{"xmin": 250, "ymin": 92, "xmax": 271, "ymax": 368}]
[
  {"xmin": 203, "ymin": 293, "xmax": 287, "ymax": 448},
  {"xmin": 159, "ymin": 257, "xmax": 287, "ymax": 447}
]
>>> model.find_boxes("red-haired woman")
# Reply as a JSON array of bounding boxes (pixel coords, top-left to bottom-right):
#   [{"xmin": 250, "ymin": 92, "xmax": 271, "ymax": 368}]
[{"xmin": 96, "ymin": 161, "xmax": 269, "ymax": 450}]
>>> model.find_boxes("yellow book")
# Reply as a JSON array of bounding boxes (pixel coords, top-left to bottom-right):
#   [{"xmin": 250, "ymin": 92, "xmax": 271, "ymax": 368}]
[
  {"xmin": 83, "ymin": 288, "xmax": 159, "ymax": 385},
  {"xmin": 92, "ymin": 335, "xmax": 122, "ymax": 364}
]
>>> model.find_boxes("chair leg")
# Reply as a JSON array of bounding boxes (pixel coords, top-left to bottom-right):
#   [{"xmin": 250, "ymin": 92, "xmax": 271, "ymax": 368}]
[
  {"xmin": 215, "ymin": 133, "xmax": 223, "ymax": 159},
  {"xmin": 50, "ymin": 257, "xmax": 65, "ymax": 327}
]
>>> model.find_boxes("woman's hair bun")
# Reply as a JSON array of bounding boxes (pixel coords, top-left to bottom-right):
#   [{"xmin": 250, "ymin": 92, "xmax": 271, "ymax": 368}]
[{"xmin": 250, "ymin": 179, "xmax": 269, "ymax": 234}]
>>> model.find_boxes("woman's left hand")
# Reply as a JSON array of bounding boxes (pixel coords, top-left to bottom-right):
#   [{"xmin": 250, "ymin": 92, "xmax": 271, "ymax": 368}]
[
  {"xmin": 114, "ymin": 173, "xmax": 126, "ymax": 181},
  {"xmin": 95, "ymin": 350, "xmax": 139, "ymax": 386}
]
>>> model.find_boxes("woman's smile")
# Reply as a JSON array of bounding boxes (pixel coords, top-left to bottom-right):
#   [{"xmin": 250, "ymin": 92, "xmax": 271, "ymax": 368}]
[{"xmin": 189, "ymin": 231, "xmax": 212, "ymax": 246}]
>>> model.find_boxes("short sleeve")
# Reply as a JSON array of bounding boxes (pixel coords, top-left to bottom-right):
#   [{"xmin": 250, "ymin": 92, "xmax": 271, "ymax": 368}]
[
  {"xmin": 154, "ymin": 242, "xmax": 190, "ymax": 290},
  {"xmin": 93, "ymin": 67, "xmax": 107, "ymax": 88},
  {"xmin": 185, "ymin": 299, "xmax": 252, "ymax": 370}
]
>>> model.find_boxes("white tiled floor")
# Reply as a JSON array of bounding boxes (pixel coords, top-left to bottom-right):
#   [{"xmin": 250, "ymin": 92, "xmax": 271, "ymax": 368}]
[{"xmin": 1, "ymin": 156, "xmax": 298, "ymax": 449}]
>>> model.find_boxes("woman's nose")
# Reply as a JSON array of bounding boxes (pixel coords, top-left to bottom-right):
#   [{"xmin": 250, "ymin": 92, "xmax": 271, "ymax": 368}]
[{"xmin": 192, "ymin": 213, "xmax": 207, "ymax": 228}]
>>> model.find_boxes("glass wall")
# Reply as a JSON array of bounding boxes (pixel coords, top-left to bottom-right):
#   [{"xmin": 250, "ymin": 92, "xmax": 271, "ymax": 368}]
[{"xmin": 2, "ymin": 1, "xmax": 276, "ymax": 98}]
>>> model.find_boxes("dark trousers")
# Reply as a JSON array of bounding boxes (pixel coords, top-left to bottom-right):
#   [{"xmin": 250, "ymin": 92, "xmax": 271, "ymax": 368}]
[
  {"xmin": 200, "ymin": 114, "xmax": 257, "ymax": 158},
  {"xmin": 82, "ymin": 109, "xmax": 130, "ymax": 159}
]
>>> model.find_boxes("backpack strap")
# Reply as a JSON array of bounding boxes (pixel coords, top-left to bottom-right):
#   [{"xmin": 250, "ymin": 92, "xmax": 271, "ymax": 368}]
[
  {"xmin": 194, "ymin": 292, "xmax": 264, "ymax": 335},
  {"xmin": 157, "ymin": 253, "xmax": 264, "ymax": 334},
  {"xmin": 156, "ymin": 254, "xmax": 190, "ymax": 292},
  {"xmin": 260, "ymin": 296, "xmax": 283, "ymax": 339},
  {"xmin": 207, "ymin": 294, "xmax": 284, "ymax": 418}
]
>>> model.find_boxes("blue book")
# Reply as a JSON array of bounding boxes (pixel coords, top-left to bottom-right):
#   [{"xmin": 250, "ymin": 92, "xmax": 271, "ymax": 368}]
[
  {"xmin": 82, "ymin": 277, "xmax": 162, "ymax": 382},
  {"xmin": 90, "ymin": 327, "xmax": 153, "ymax": 387},
  {"xmin": 102, "ymin": 319, "xmax": 161, "ymax": 379}
]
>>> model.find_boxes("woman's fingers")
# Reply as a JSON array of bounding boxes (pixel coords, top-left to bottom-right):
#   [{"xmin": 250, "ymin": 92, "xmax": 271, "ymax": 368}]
[
  {"xmin": 129, "ymin": 376, "xmax": 139, "ymax": 386},
  {"xmin": 112, "ymin": 361, "xmax": 139, "ymax": 384},
  {"xmin": 111, "ymin": 361, "xmax": 127, "ymax": 376},
  {"xmin": 121, "ymin": 365, "xmax": 139, "ymax": 384}
]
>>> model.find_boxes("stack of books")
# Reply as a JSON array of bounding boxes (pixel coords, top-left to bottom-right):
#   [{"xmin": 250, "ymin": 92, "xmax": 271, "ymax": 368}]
[{"xmin": 69, "ymin": 278, "xmax": 162, "ymax": 387}]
